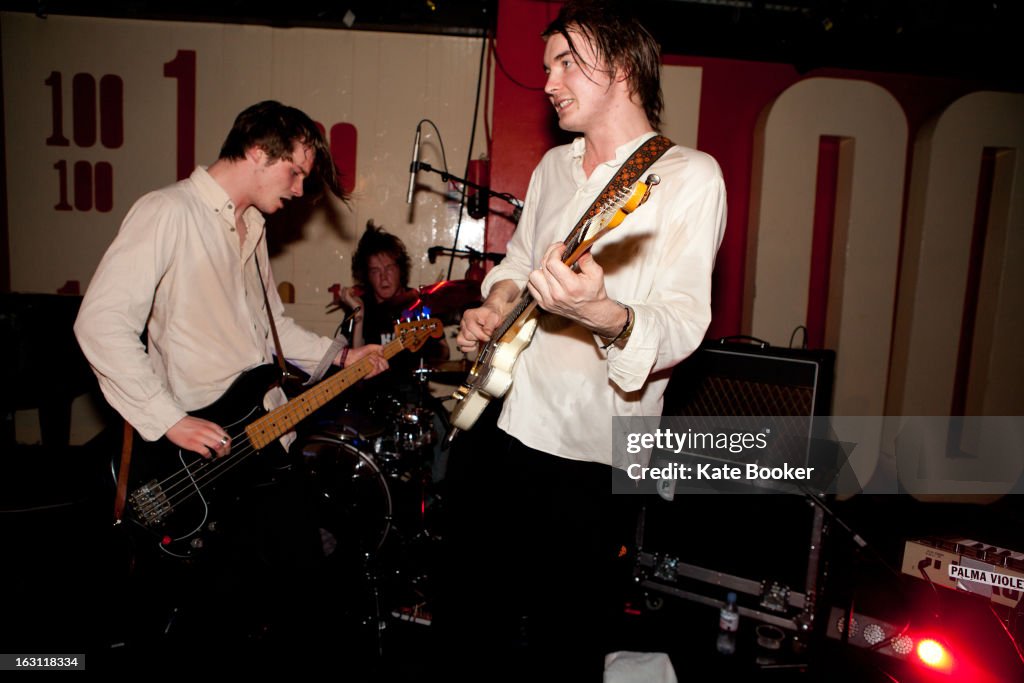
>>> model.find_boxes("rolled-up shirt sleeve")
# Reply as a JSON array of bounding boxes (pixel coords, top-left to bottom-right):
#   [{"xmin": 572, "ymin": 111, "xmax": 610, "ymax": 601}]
[{"xmin": 606, "ymin": 168, "xmax": 727, "ymax": 393}]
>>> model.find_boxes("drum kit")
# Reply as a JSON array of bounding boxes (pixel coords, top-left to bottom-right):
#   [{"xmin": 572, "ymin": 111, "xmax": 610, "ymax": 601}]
[
  {"xmin": 293, "ymin": 278, "xmax": 481, "ymax": 645},
  {"xmin": 299, "ymin": 394, "xmax": 441, "ymax": 555}
]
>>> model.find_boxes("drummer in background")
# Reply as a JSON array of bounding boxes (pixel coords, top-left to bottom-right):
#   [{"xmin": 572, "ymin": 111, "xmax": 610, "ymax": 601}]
[
  {"xmin": 336, "ymin": 222, "xmax": 452, "ymax": 485},
  {"xmin": 338, "ymin": 221, "xmax": 449, "ymax": 380}
]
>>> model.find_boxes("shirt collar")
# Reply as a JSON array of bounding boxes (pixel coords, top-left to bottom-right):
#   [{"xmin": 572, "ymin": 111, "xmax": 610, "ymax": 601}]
[
  {"xmin": 189, "ymin": 166, "xmax": 266, "ymax": 234},
  {"xmin": 569, "ymin": 131, "xmax": 659, "ymax": 169},
  {"xmin": 190, "ymin": 166, "xmax": 234, "ymax": 216}
]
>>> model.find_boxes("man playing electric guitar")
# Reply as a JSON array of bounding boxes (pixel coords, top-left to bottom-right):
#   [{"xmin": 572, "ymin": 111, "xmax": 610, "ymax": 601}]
[
  {"xmin": 444, "ymin": 2, "xmax": 727, "ymax": 679},
  {"xmin": 74, "ymin": 101, "xmax": 388, "ymax": 660}
]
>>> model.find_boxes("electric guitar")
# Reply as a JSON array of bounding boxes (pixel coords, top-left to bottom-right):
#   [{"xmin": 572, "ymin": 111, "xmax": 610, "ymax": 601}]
[
  {"xmin": 117, "ymin": 317, "xmax": 442, "ymax": 559},
  {"xmin": 448, "ymin": 174, "xmax": 660, "ymax": 437}
]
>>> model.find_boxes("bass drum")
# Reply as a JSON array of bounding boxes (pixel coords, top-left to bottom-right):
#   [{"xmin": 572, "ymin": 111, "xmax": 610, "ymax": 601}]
[{"xmin": 298, "ymin": 433, "xmax": 393, "ymax": 557}]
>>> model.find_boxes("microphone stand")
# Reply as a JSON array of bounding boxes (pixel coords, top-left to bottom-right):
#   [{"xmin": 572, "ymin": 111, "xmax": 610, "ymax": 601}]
[
  {"xmin": 412, "ymin": 161, "xmax": 523, "ymax": 221},
  {"xmin": 427, "ymin": 246, "xmax": 505, "ymax": 266},
  {"xmin": 412, "ymin": 160, "xmax": 523, "ymax": 279}
]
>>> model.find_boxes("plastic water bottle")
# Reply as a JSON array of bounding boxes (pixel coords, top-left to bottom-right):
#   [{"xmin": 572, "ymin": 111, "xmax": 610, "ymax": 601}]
[
  {"xmin": 716, "ymin": 591, "xmax": 739, "ymax": 654},
  {"xmin": 720, "ymin": 591, "xmax": 740, "ymax": 632}
]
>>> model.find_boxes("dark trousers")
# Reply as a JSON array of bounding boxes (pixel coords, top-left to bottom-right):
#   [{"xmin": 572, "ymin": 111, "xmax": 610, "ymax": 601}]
[{"xmin": 435, "ymin": 424, "xmax": 637, "ymax": 682}]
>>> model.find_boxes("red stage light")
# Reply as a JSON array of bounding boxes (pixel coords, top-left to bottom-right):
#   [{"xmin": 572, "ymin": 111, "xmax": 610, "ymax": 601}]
[{"xmin": 915, "ymin": 638, "xmax": 953, "ymax": 674}]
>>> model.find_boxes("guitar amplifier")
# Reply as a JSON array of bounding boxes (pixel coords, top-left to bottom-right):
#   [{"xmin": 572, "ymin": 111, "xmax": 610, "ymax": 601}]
[
  {"xmin": 634, "ymin": 337, "xmax": 836, "ymax": 632},
  {"xmin": 662, "ymin": 337, "xmax": 834, "ymax": 416},
  {"xmin": 660, "ymin": 336, "xmax": 835, "ymax": 476}
]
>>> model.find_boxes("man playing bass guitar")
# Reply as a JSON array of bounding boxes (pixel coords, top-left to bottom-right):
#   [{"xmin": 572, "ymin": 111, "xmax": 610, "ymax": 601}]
[
  {"xmin": 445, "ymin": 1, "xmax": 727, "ymax": 679},
  {"xmin": 74, "ymin": 101, "xmax": 388, "ymax": 660}
]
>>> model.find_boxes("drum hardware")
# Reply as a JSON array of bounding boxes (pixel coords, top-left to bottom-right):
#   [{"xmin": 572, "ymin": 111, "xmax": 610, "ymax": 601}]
[
  {"xmin": 428, "ymin": 245, "xmax": 506, "ymax": 267},
  {"xmin": 327, "ymin": 279, "xmax": 480, "ymax": 328},
  {"xmin": 294, "ymin": 382, "xmax": 452, "ymax": 675},
  {"xmin": 298, "ymin": 426, "xmax": 443, "ymax": 661}
]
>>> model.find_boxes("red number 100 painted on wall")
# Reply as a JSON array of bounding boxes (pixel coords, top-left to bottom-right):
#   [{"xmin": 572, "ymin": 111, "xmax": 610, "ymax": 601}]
[
  {"xmin": 45, "ymin": 70, "xmax": 121, "ymax": 212},
  {"xmin": 47, "ymin": 49, "xmax": 357, "ymax": 213}
]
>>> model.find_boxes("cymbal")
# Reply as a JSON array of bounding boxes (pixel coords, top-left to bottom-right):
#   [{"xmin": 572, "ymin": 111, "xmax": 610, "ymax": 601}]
[
  {"xmin": 420, "ymin": 279, "xmax": 481, "ymax": 308},
  {"xmin": 402, "ymin": 279, "xmax": 481, "ymax": 323},
  {"xmin": 387, "ymin": 288, "xmax": 424, "ymax": 309}
]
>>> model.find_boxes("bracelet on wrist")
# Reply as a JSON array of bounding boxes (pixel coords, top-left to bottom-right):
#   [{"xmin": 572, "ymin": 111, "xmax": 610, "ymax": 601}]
[
  {"xmin": 600, "ymin": 301, "xmax": 634, "ymax": 350},
  {"xmin": 339, "ymin": 346, "xmax": 350, "ymax": 367}
]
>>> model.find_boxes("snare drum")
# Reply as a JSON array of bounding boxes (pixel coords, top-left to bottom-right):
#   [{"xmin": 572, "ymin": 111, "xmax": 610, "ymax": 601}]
[
  {"xmin": 391, "ymin": 405, "xmax": 437, "ymax": 453},
  {"xmin": 367, "ymin": 402, "xmax": 438, "ymax": 473}
]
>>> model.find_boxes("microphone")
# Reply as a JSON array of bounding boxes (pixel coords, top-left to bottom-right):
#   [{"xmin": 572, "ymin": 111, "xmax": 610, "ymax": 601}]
[
  {"xmin": 511, "ymin": 198, "xmax": 523, "ymax": 224},
  {"xmin": 406, "ymin": 124, "xmax": 422, "ymax": 205},
  {"xmin": 343, "ymin": 305, "xmax": 361, "ymax": 336},
  {"xmin": 468, "ymin": 190, "xmax": 489, "ymax": 220},
  {"xmin": 466, "ymin": 157, "xmax": 490, "ymax": 220}
]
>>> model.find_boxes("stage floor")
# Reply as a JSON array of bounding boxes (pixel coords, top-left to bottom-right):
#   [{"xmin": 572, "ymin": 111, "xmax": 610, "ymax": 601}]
[{"xmin": 3, "ymin": 443, "xmax": 1022, "ymax": 680}]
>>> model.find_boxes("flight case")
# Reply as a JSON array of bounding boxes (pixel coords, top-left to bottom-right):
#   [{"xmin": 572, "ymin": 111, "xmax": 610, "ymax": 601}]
[{"xmin": 633, "ymin": 337, "xmax": 836, "ymax": 634}]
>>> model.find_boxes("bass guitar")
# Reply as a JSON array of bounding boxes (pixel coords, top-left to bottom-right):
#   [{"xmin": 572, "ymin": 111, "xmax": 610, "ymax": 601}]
[
  {"xmin": 448, "ymin": 174, "xmax": 660, "ymax": 437},
  {"xmin": 117, "ymin": 317, "xmax": 442, "ymax": 559}
]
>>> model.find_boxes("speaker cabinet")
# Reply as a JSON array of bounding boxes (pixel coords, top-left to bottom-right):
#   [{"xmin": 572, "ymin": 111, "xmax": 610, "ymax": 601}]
[
  {"xmin": 662, "ymin": 337, "xmax": 835, "ymax": 470},
  {"xmin": 636, "ymin": 338, "xmax": 837, "ymax": 632}
]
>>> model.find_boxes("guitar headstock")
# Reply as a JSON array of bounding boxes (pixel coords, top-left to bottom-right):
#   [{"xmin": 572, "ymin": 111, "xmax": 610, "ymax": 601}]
[
  {"xmin": 566, "ymin": 175, "xmax": 662, "ymax": 260},
  {"xmin": 395, "ymin": 317, "xmax": 444, "ymax": 352}
]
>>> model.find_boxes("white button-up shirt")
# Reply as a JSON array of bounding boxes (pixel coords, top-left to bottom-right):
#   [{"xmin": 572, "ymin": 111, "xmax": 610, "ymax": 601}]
[
  {"xmin": 75, "ymin": 166, "xmax": 335, "ymax": 442},
  {"xmin": 482, "ymin": 134, "xmax": 727, "ymax": 465}
]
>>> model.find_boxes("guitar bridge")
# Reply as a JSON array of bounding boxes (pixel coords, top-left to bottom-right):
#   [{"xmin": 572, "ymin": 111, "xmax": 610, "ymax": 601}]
[{"xmin": 129, "ymin": 480, "xmax": 173, "ymax": 526}]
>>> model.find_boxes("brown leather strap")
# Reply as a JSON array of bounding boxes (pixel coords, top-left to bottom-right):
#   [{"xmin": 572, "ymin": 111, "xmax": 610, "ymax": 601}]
[
  {"xmin": 113, "ymin": 420, "xmax": 133, "ymax": 523},
  {"xmin": 562, "ymin": 134, "xmax": 673, "ymax": 248},
  {"xmin": 255, "ymin": 256, "xmax": 288, "ymax": 374}
]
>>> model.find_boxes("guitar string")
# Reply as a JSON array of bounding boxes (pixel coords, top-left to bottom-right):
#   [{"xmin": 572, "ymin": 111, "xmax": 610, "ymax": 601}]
[
  {"xmin": 480, "ymin": 182, "xmax": 637, "ymax": 355},
  {"xmin": 131, "ymin": 327, "xmax": 434, "ymax": 523},
  {"xmin": 129, "ymin": 430, "xmax": 260, "ymax": 524},
  {"xmin": 130, "ymin": 359, "xmax": 377, "ymax": 522},
  {"xmin": 130, "ymin": 353, "xmax": 386, "ymax": 520}
]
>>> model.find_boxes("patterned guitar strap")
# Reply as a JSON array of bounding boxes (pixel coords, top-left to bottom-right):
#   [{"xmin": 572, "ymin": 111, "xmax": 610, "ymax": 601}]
[{"xmin": 561, "ymin": 134, "xmax": 673, "ymax": 248}]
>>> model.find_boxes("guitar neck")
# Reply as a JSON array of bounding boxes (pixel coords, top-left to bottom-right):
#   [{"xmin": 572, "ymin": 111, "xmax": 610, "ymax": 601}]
[
  {"xmin": 246, "ymin": 336, "xmax": 406, "ymax": 449},
  {"xmin": 490, "ymin": 217, "xmax": 603, "ymax": 343},
  {"xmin": 487, "ymin": 178, "xmax": 651, "ymax": 350}
]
